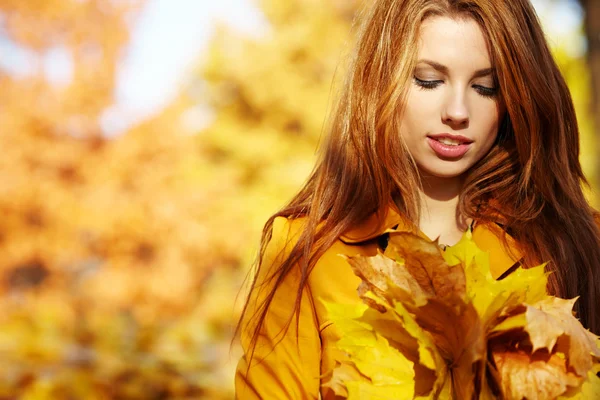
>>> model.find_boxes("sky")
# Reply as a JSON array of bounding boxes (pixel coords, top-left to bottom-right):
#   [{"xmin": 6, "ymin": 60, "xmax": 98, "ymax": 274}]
[
  {"xmin": 0, "ymin": 0, "xmax": 586, "ymax": 135},
  {"xmin": 104, "ymin": 0, "xmax": 268, "ymax": 134}
]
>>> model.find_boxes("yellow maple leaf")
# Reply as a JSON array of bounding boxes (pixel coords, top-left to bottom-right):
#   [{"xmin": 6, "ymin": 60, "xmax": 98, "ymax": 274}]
[
  {"xmin": 324, "ymin": 229, "xmax": 600, "ymax": 399},
  {"xmin": 322, "ymin": 301, "xmax": 416, "ymax": 398},
  {"xmin": 444, "ymin": 228, "xmax": 548, "ymax": 324}
]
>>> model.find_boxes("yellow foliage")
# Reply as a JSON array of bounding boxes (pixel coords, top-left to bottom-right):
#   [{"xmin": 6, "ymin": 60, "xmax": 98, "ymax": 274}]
[{"xmin": 0, "ymin": 0, "xmax": 237, "ymax": 397}]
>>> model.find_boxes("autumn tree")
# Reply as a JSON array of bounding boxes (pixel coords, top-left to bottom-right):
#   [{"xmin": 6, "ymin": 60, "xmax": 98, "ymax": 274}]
[
  {"xmin": 198, "ymin": 0, "xmax": 363, "ymax": 235},
  {"xmin": 0, "ymin": 1, "xmax": 236, "ymax": 398}
]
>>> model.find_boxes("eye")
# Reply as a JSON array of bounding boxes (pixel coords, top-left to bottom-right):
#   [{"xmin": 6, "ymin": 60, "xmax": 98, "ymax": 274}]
[
  {"xmin": 414, "ymin": 77, "xmax": 442, "ymax": 90},
  {"xmin": 473, "ymin": 84, "xmax": 499, "ymax": 98}
]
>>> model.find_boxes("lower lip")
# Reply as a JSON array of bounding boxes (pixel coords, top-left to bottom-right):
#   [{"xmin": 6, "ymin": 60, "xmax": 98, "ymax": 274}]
[{"xmin": 427, "ymin": 137, "xmax": 472, "ymax": 158}]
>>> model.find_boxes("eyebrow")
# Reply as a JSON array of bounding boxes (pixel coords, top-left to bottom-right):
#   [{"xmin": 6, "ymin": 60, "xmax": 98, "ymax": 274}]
[{"xmin": 417, "ymin": 59, "xmax": 494, "ymax": 78}]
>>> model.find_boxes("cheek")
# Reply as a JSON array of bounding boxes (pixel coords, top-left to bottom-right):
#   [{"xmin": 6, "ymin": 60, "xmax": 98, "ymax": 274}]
[
  {"xmin": 474, "ymin": 103, "xmax": 503, "ymax": 144},
  {"xmin": 400, "ymin": 91, "xmax": 434, "ymax": 137}
]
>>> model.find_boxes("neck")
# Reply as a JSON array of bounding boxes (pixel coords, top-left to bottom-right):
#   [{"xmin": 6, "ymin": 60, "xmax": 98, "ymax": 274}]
[{"xmin": 418, "ymin": 173, "xmax": 471, "ymax": 245}]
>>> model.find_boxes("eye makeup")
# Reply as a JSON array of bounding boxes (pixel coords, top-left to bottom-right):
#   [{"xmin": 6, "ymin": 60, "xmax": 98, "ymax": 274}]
[{"xmin": 413, "ymin": 77, "xmax": 499, "ymax": 98}]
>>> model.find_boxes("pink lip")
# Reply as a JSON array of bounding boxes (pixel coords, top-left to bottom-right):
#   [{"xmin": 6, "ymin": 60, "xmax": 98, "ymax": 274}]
[
  {"xmin": 427, "ymin": 137, "xmax": 472, "ymax": 158},
  {"xmin": 427, "ymin": 133, "xmax": 473, "ymax": 144}
]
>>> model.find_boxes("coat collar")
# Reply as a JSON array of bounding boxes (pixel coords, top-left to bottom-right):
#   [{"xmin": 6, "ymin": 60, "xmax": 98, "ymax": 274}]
[{"xmin": 339, "ymin": 206, "xmax": 522, "ymax": 280}]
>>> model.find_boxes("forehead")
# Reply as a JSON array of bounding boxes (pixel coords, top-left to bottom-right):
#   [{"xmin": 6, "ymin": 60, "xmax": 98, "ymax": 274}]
[{"xmin": 417, "ymin": 15, "xmax": 492, "ymax": 69}]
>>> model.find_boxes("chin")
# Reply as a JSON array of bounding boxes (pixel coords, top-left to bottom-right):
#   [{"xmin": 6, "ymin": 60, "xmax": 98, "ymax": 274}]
[{"xmin": 418, "ymin": 161, "xmax": 472, "ymax": 179}]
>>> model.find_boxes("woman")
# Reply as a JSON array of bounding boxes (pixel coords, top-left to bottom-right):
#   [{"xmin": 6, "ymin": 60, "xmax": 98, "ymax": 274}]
[{"xmin": 235, "ymin": 0, "xmax": 600, "ymax": 398}]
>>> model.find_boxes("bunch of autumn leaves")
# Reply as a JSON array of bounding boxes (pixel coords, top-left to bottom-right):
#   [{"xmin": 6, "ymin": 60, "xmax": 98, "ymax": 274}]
[{"xmin": 323, "ymin": 230, "xmax": 600, "ymax": 399}]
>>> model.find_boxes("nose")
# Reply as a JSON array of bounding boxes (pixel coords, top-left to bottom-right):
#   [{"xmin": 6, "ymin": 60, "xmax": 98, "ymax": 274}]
[{"xmin": 442, "ymin": 88, "xmax": 469, "ymax": 128}]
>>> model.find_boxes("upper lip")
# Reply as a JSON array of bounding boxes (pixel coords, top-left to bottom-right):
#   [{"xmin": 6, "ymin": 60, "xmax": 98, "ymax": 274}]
[{"xmin": 428, "ymin": 133, "xmax": 473, "ymax": 144}]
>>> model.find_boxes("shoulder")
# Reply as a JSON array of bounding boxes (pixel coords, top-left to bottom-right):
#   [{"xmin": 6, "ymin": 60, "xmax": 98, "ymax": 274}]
[
  {"xmin": 261, "ymin": 215, "xmax": 379, "ymax": 290},
  {"xmin": 260, "ymin": 216, "xmax": 308, "ymax": 270},
  {"xmin": 266, "ymin": 215, "xmax": 380, "ymax": 264},
  {"xmin": 268, "ymin": 214, "xmax": 381, "ymax": 307},
  {"xmin": 269, "ymin": 216, "xmax": 307, "ymax": 249}
]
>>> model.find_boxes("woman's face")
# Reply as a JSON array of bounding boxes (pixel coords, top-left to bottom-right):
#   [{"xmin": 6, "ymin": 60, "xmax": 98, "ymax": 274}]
[{"xmin": 400, "ymin": 15, "xmax": 505, "ymax": 179}]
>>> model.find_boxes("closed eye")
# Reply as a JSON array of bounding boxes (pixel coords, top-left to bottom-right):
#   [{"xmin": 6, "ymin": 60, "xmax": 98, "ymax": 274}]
[
  {"xmin": 414, "ymin": 77, "xmax": 499, "ymax": 98},
  {"xmin": 414, "ymin": 77, "xmax": 442, "ymax": 90},
  {"xmin": 473, "ymin": 84, "xmax": 498, "ymax": 98}
]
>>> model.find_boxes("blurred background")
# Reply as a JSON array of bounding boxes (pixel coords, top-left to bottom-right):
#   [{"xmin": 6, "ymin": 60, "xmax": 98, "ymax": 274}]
[{"xmin": 0, "ymin": 0, "xmax": 597, "ymax": 398}]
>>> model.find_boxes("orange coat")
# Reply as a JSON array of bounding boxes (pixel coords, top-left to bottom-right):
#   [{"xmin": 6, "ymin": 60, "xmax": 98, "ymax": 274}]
[{"xmin": 235, "ymin": 208, "xmax": 522, "ymax": 399}]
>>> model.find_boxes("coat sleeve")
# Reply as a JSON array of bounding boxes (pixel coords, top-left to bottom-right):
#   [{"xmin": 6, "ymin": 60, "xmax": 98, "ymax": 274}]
[{"xmin": 235, "ymin": 216, "xmax": 322, "ymax": 399}]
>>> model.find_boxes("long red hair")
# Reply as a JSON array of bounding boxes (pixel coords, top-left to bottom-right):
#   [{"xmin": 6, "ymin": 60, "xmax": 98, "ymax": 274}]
[{"xmin": 236, "ymin": 0, "xmax": 600, "ymax": 358}]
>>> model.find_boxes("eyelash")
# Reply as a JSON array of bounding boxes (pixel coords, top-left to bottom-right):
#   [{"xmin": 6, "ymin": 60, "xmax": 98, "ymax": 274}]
[{"xmin": 413, "ymin": 77, "xmax": 499, "ymax": 98}]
